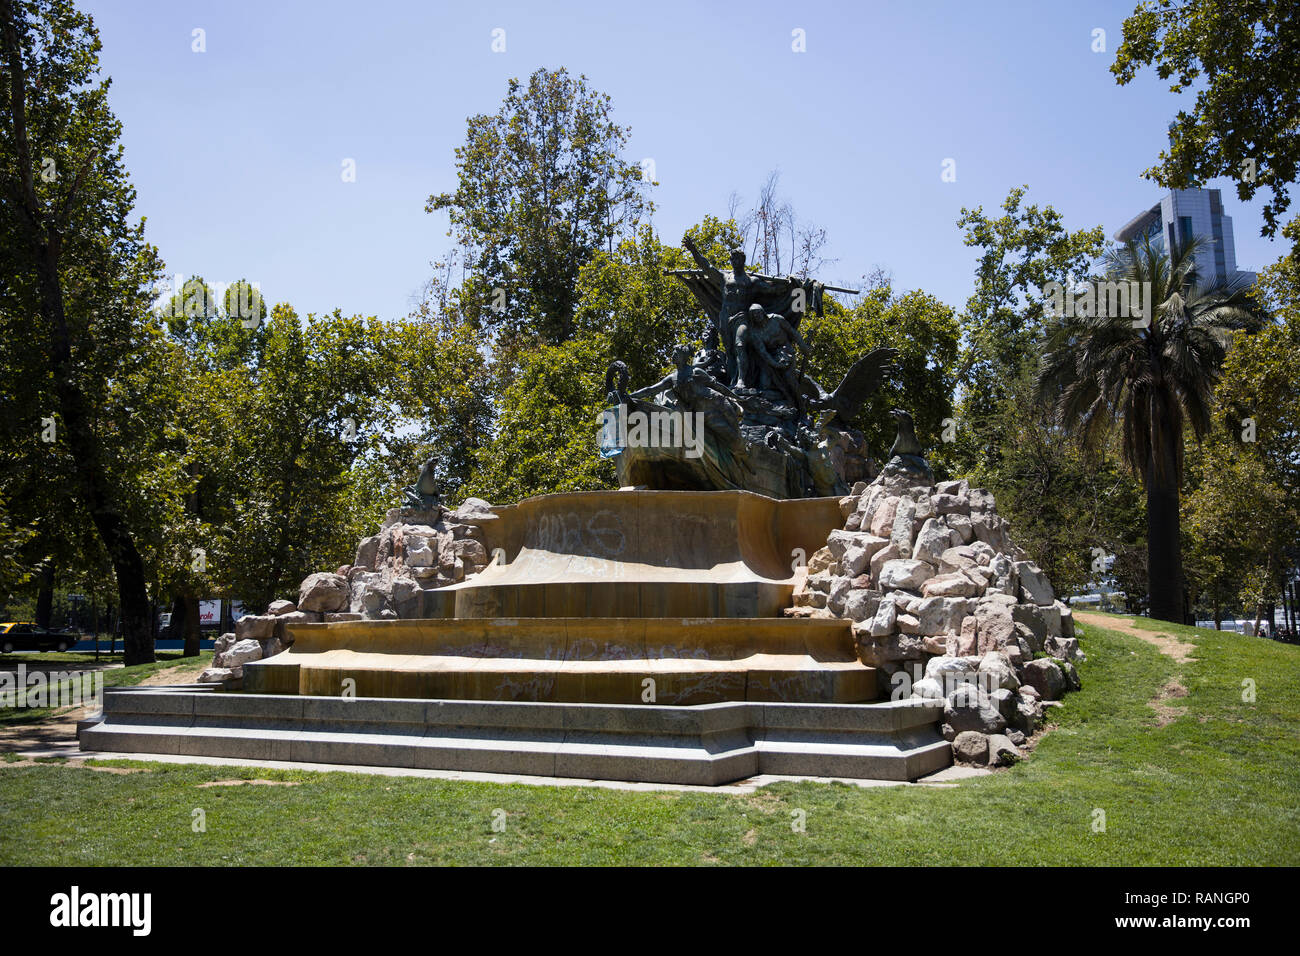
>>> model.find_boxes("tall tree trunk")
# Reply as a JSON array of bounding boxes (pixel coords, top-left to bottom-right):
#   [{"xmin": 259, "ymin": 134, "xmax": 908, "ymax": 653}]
[
  {"xmin": 1284, "ymin": 580, "xmax": 1294, "ymax": 639},
  {"xmin": 2, "ymin": 9, "xmax": 154, "ymax": 665},
  {"xmin": 262, "ymin": 432, "xmax": 305, "ymax": 610},
  {"xmin": 1145, "ymin": 443, "xmax": 1183, "ymax": 624},
  {"xmin": 35, "ymin": 562, "xmax": 54, "ymax": 629},
  {"xmin": 66, "ymin": 400, "xmax": 153, "ymax": 664},
  {"xmin": 167, "ymin": 594, "xmax": 185, "ymax": 641},
  {"xmin": 182, "ymin": 593, "xmax": 201, "ymax": 657},
  {"xmin": 1253, "ymin": 554, "xmax": 1274, "ymax": 637}
]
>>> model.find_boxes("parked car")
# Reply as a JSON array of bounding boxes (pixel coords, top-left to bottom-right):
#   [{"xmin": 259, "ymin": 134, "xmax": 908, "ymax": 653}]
[{"xmin": 0, "ymin": 622, "xmax": 76, "ymax": 654}]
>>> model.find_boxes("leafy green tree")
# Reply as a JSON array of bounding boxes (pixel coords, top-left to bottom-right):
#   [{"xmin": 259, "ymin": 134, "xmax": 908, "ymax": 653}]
[
  {"xmin": 384, "ymin": 283, "xmax": 495, "ymax": 502},
  {"xmin": 1, "ymin": 0, "xmax": 166, "ymax": 662},
  {"xmin": 159, "ymin": 275, "xmax": 267, "ymax": 371},
  {"xmin": 465, "ymin": 333, "xmax": 616, "ymax": 504},
  {"xmin": 217, "ymin": 305, "xmax": 396, "ymax": 608},
  {"xmin": 427, "ymin": 67, "xmax": 650, "ymax": 345},
  {"xmin": 1252, "ymin": 219, "xmax": 1300, "ymax": 318},
  {"xmin": 141, "ymin": 276, "xmax": 256, "ymax": 652},
  {"xmin": 802, "ymin": 287, "xmax": 959, "ymax": 460},
  {"xmin": 0, "ymin": 492, "xmax": 36, "ymax": 602},
  {"xmin": 946, "ymin": 187, "xmax": 1105, "ymax": 476},
  {"xmin": 969, "ymin": 373, "xmax": 1147, "ymax": 602},
  {"xmin": 1205, "ymin": 302, "xmax": 1300, "ymax": 631},
  {"xmin": 1183, "ymin": 432, "xmax": 1295, "ymax": 630},
  {"xmin": 466, "ymin": 219, "xmax": 738, "ymax": 504},
  {"xmin": 1222, "ymin": 256, "xmax": 1300, "ymax": 494},
  {"xmin": 1113, "ymin": 0, "xmax": 1300, "ymax": 245},
  {"xmin": 1037, "ymin": 234, "xmax": 1267, "ymax": 622},
  {"xmin": 573, "ymin": 218, "xmax": 740, "ymax": 388}
]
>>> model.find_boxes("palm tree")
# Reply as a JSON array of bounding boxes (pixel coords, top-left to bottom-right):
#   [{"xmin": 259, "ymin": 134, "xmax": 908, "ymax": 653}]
[{"xmin": 1036, "ymin": 234, "xmax": 1266, "ymax": 622}]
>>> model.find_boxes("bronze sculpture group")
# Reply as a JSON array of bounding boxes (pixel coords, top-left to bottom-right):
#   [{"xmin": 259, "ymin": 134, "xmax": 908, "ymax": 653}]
[{"xmin": 604, "ymin": 237, "xmax": 901, "ymax": 499}]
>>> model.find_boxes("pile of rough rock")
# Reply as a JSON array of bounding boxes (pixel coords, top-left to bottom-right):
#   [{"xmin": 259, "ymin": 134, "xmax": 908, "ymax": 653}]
[
  {"xmin": 337, "ymin": 498, "xmax": 495, "ymax": 620},
  {"xmin": 197, "ymin": 498, "xmax": 496, "ymax": 684},
  {"xmin": 787, "ymin": 457, "xmax": 1084, "ymax": 768},
  {"xmin": 197, "ymin": 598, "xmax": 311, "ymax": 684}
]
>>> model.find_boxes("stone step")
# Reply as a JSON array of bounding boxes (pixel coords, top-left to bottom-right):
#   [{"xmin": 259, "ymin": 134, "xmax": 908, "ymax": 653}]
[
  {"xmin": 80, "ymin": 689, "xmax": 950, "ymax": 786},
  {"xmin": 245, "ymin": 616, "xmax": 878, "ymax": 705}
]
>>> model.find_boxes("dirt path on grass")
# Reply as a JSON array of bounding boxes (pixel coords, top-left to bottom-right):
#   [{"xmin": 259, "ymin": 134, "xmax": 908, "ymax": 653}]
[
  {"xmin": 1075, "ymin": 612, "xmax": 1197, "ymax": 726},
  {"xmin": 0, "ymin": 657, "xmax": 209, "ymax": 753},
  {"xmin": 1074, "ymin": 612, "xmax": 1197, "ymax": 663}
]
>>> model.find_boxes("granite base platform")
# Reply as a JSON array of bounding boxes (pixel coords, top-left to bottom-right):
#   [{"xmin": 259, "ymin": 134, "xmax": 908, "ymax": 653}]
[{"xmin": 79, "ymin": 687, "xmax": 951, "ymax": 785}]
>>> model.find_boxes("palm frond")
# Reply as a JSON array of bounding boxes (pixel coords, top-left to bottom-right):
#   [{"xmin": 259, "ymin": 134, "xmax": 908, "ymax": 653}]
[{"xmin": 1034, "ymin": 232, "xmax": 1271, "ymax": 485}]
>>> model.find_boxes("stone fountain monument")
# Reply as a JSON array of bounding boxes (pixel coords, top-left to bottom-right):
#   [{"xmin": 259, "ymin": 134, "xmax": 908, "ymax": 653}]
[{"xmin": 80, "ymin": 239, "xmax": 1082, "ymax": 783}]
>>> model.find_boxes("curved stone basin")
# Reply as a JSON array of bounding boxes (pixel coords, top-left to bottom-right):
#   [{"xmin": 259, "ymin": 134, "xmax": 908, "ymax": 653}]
[
  {"xmin": 241, "ymin": 490, "xmax": 875, "ymax": 705},
  {"xmin": 430, "ymin": 489, "xmax": 842, "ymax": 619}
]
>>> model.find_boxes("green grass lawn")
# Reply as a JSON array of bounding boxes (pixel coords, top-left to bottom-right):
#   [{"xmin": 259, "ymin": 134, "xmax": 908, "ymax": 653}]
[
  {"xmin": 0, "ymin": 652, "xmax": 213, "ymax": 728},
  {"xmin": 0, "ymin": 620, "xmax": 1296, "ymax": 866}
]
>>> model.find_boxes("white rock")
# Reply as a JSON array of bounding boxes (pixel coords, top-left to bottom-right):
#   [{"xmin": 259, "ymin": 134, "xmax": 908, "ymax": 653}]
[
  {"xmin": 925, "ymin": 655, "xmax": 982, "ymax": 687},
  {"xmin": 912, "ymin": 596, "xmax": 971, "ymax": 635},
  {"xmin": 827, "ymin": 530, "xmax": 890, "ymax": 577},
  {"xmin": 406, "ymin": 544, "xmax": 436, "ymax": 567},
  {"xmin": 869, "ymin": 542, "xmax": 902, "ymax": 583},
  {"xmin": 913, "ymin": 518, "xmax": 956, "ymax": 565},
  {"xmin": 452, "ymin": 497, "xmax": 494, "ymax": 519},
  {"xmin": 922, "ymin": 571, "xmax": 980, "ymax": 598},
  {"xmin": 218, "ymin": 638, "xmax": 263, "ymax": 668},
  {"xmin": 1014, "ymin": 561, "xmax": 1056, "ymax": 606},
  {"xmin": 889, "ymin": 500, "xmax": 917, "ymax": 558},
  {"xmin": 826, "ymin": 575, "xmax": 853, "ymax": 615},
  {"xmin": 867, "ymin": 597, "xmax": 897, "ymax": 637},
  {"xmin": 978, "ymin": 650, "xmax": 1020, "ymax": 691},
  {"xmin": 868, "ymin": 497, "xmax": 899, "ymax": 537},
  {"xmin": 1038, "ymin": 602, "xmax": 1062, "ymax": 638},
  {"xmin": 990, "ymin": 554, "xmax": 1018, "ymax": 595},
  {"xmin": 299, "ymin": 572, "xmax": 350, "ymax": 612},
  {"xmin": 932, "ymin": 493, "xmax": 970, "ymax": 516},
  {"xmin": 911, "ymin": 677, "xmax": 945, "ymax": 700},
  {"xmin": 841, "ymin": 589, "xmax": 881, "ymax": 623},
  {"xmin": 235, "ymin": 615, "xmax": 276, "ymax": 641},
  {"xmin": 938, "ymin": 545, "xmax": 978, "ymax": 574},
  {"xmin": 987, "ymin": 733, "xmax": 1023, "ymax": 766},
  {"xmin": 878, "ymin": 558, "xmax": 936, "ymax": 591}
]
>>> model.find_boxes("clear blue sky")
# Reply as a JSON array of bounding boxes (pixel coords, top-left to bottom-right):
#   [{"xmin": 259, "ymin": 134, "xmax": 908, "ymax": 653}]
[{"xmin": 83, "ymin": 0, "xmax": 1280, "ymax": 322}]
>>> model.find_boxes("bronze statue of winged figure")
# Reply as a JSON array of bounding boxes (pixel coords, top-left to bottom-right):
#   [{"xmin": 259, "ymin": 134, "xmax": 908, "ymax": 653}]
[{"xmin": 602, "ymin": 232, "xmax": 900, "ymax": 498}]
